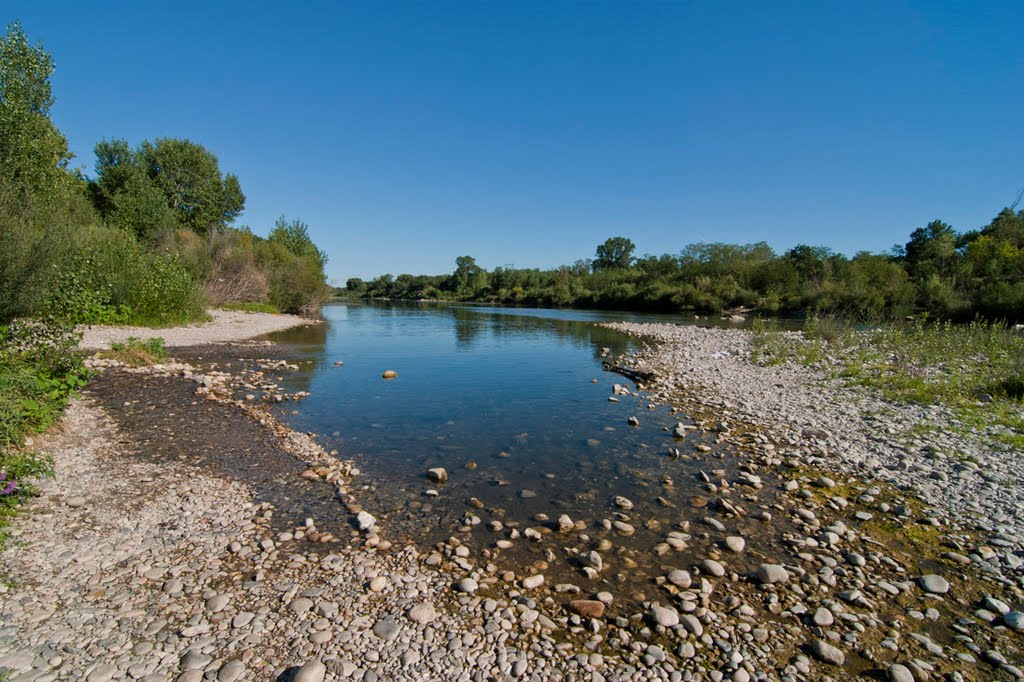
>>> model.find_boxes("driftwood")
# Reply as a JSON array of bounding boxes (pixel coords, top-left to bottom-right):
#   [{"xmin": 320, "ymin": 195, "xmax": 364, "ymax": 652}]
[{"xmin": 601, "ymin": 361, "xmax": 655, "ymax": 384}]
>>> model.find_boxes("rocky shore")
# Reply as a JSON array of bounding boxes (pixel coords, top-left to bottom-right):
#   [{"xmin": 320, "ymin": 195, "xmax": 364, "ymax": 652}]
[
  {"xmin": 1, "ymin": 321, "xmax": 1022, "ymax": 681},
  {"xmin": 77, "ymin": 310, "xmax": 315, "ymax": 350}
]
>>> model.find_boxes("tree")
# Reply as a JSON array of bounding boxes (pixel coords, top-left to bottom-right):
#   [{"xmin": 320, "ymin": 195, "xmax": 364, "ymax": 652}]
[
  {"xmin": 593, "ymin": 237, "xmax": 635, "ymax": 270},
  {"xmin": 450, "ymin": 255, "xmax": 486, "ymax": 295},
  {"xmin": 903, "ymin": 220, "xmax": 959, "ymax": 282},
  {"xmin": 0, "ymin": 21, "xmax": 74, "ymax": 208},
  {"xmin": 980, "ymin": 208, "xmax": 1024, "ymax": 249},
  {"xmin": 138, "ymin": 138, "xmax": 244, "ymax": 237},
  {"xmin": 268, "ymin": 216, "xmax": 327, "ymax": 269}
]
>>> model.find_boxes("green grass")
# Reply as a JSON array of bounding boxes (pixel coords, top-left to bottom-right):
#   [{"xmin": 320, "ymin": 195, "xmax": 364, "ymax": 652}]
[
  {"xmin": 750, "ymin": 316, "xmax": 1024, "ymax": 442},
  {"xmin": 96, "ymin": 336, "xmax": 168, "ymax": 366},
  {"xmin": 216, "ymin": 302, "xmax": 280, "ymax": 314}
]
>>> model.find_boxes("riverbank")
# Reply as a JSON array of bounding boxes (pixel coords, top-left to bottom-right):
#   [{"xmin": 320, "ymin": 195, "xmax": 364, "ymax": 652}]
[
  {"xmin": 605, "ymin": 321, "xmax": 1024, "ymax": 678},
  {"xmin": 2, "ymin": 318, "xmax": 1023, "ymax": 681},
  {"xmin": 77, "ymin": 310, "xmax": 316, "ymax": 350}
]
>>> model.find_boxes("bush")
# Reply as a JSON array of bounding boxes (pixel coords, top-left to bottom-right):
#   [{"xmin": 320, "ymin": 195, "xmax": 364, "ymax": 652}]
[
  {"xmin": 40, "ymin": 225, "xmax": 205, "ymax": 327},
  {"xmin": 0, "ymin": 319, "xmax": 87, "ymax": 449},
  {"xmin": 126, "ymin": 253, "xmax": 205, "ymax": 326}
]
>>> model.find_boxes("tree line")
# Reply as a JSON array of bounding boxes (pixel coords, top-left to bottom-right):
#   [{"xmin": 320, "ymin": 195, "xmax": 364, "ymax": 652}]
[
  {"xmin": 344, "ymin": 213, "xmax": 1024, "ymax": 322},
  {"xmin": 0, "ymin": 22, "xmax": 331, "ymax": 326}
]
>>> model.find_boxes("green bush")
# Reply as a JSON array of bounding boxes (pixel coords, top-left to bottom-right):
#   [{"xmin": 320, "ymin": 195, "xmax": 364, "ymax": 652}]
[
  {"xmin": 126, "ymin": 253, "xmax": 205, "ymax": 326},
  {"xmin": 0, "ymin": 319, "xmax": 87, "ymax": 449}
]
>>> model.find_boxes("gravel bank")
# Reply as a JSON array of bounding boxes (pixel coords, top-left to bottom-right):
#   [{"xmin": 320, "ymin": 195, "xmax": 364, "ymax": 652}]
[
  {"xmin": 604, "ymin": 322, "xmax": 1024, "ymax": 563},
  {"xmin": 77, "ymin": 310, "xmax": 314, "ymax": 350},
  {"xmin": 4, "ymin": 323, "xmax": 1023, "ymax": 681}
]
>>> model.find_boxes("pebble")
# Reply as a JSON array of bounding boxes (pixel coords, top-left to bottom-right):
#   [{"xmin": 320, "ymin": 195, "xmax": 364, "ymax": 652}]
[
  {"xmin": 355, "ymin": 511, "xmax": 376, "ymax": 531},
  {"xmin": 292, "ymin": 660, "xmax": 327, "ymax": 682},
  {"xmin": 522, "ymin": 574, "xmax": 545, "ymax": 589},
  {"xmin": 407, "ymin": 602, "xmax": 437, "ymax": 625},
  {"xmin": 1003, "ymin": 611, "xmax": 1024, "ymax": 631},
  {"xmin": 755, "ymin": 564, "xmax": 790, "ymax": 584},
  {"xmin": 701, "ymin": 559, "xmax": 725, "ymax": 577},
  {"xmin": 217, "ymin": 660, "xmax": 246, "ymax": 682},
  {"xmin": 651, "ymin": 605, "xmax": 680, "ymax": 627},
  {"xmin": 812, "ymin": 607, "xmax": 834, "ymax": 627},
  {"xmin": 810, "ymin": 639, "xmax": 845, "ymax": 666},
  {"xmin": 887, "ymin": 664, "xmax": 915, "ymax": 682},
  {"xmin": 570, "ymin": 600, "xmax": 605, "ymax": 618},
  {"xmin": 724, "ymin": 536, "xmax": 745, "ymax": 553},
  {"xmin": 918, "ymin": 574, "xmax": 950, "ymax": 594}
]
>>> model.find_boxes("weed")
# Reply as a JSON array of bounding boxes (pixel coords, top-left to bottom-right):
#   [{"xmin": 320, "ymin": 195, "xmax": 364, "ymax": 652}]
[
  {"xmin": 217, "ymin": 302, "xmax": 280, "ymax": 314},
  {"xmin": 97, "ymin": 337, "xmax": 167, "ymax": 366}
]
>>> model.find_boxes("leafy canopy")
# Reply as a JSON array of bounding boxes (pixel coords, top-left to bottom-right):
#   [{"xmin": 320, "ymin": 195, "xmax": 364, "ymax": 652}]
[
  {"xmin": 0, "ymin": 21, "xmax": 74, "ymax": 207},
  {"xmin": 593, "ymin": 236, "xmax": 636, "ymax": 271},
  {"xmin": 92, "ymin": 137, "xmax": 245, "ymax": 238}
]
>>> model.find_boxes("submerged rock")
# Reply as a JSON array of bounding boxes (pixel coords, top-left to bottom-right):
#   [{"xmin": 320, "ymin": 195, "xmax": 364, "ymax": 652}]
[{"xmin": 355, "ymin": 511, "xmax": 376, "ymax": 531}]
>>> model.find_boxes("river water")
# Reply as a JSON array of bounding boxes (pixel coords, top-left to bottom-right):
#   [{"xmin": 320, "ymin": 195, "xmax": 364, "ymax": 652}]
[{"xmin": 266, "ymin": 302, "xmax": 787, "ymax": 605}]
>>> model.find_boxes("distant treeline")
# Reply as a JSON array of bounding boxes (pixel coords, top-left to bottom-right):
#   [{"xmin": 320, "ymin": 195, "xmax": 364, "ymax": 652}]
[
  {"xmin": 343, "ymin": 211, "xmax": 1024, "ymax": 322},
  {"xmin": 0, "ymin": 22, "xmax": 331, "ymax": 326}
]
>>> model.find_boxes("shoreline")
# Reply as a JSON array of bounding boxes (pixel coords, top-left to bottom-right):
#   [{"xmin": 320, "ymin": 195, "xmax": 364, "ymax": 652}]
[
  {"xmin": 1, "ymin": 318, "xmax": 1022, "ymax": 680},
  {"xmin": 76, "ymin": 309, "xmax": 317, "ymax": 350}
]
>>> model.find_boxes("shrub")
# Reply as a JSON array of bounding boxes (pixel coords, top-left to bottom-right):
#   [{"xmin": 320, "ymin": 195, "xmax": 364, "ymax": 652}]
[{"xmin": 0, "ymin": 319, "xmax": 87, "ymax": 449}]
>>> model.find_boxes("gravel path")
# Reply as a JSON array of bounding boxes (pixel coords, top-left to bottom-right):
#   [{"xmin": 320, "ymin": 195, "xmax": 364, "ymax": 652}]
[{"xmin": 77, "ymin": 310, "xmax": 314, "ymax": 350}]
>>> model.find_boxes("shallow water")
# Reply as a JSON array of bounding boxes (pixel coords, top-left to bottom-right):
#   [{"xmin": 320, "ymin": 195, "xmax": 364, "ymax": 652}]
[{"xmin": 266, "ymin": 302, "xmax": 788, "ymax": 603}]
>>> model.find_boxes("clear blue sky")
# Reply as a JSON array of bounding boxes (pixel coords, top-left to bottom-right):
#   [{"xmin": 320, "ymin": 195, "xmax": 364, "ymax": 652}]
[{"xmin": 6, "ymin": 2, "xmax": 1023, "ymax": 283}]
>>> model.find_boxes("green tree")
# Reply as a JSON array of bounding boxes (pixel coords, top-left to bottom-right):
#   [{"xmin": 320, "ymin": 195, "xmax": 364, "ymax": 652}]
[
  {"xmin": 449, "ymin": 255, "xmax": 487, "ymax": 295},
  {"xmin": 593, "ymin": 237, "xmax": 636, "ymax": 271},
  {"xmin": 0, "ymin": 21, "xmax": 75, "ymax": 209},
  {"xmin": 903, "ymin": 220, "xmax": 959, "ymax": 282},
  {"xmin": 136, "ymin": 138, "xmax": 245, "ymax": 237},
  {"xmin": 268, "ymin": 216, "xmax": 327, "ymax": 269}
]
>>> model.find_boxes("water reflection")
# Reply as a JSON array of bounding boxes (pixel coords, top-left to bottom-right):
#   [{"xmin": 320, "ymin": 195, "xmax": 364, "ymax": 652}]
[{"xmin": 263, "ymin": 302, "xmax": 790, "ymax": 602}]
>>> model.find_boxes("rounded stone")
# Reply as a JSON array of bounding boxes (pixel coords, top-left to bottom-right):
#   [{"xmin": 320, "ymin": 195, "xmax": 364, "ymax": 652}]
[
  {"xmin": 407, "ymin": 602, "xmax": 437, "ymax": 625},
  {"xmin": 755, "ymin": 563, "xmax": 790, "ymax": 584},
  {"xmin": 724, "ymin": 536, "xmax": 745, "ymax": 553},
  {"xmin": 292, "ymin": 660, "xmax": 326, "ymax": 682},
  {"xmin": 522, "ymin": 574, "xmax": 545, "ymax": 589},
  {"xmin": 701, "ymin": 559, "xmax": 725, "ymax": 577},
  {"xmin": 918, "ymin": 574, "xmax": 950, "ymax": 594},
  {"xmin": 217, "ymin": 660, "xmax": 246, "ymax": 682},
  {"xmin": 810, "ymin": 639, "xmax": 845, "ymax": 666},
  {"xmin": 651, "ymin": 605, "xmax": 680, "ymax": 627},
  {"xmin": 887, "ymin": 664, "xmax": 915, "ymax": 682},
  {"xmin": 667, "ymin": 569, "xmax": 692, "ymax": 588},
  {"xmin": 1003, "ymin": 611, "xmax": 1024, "ymax": 631}
]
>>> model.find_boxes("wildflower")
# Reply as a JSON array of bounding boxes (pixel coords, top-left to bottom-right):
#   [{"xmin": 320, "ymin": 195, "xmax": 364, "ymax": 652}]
[{"xmin": 0, "ymin": 471, "xmax": 16, "ymax": 496}]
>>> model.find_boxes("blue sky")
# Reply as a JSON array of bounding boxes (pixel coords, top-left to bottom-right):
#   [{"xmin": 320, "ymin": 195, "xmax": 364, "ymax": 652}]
[{"xmin": 6, "ymin": 2, "xmax": 1023, "ymax": 283}]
